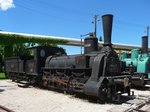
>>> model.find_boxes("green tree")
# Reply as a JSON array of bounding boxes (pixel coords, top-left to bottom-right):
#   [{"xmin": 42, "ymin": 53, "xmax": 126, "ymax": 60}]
[
  {"xmin": 0, "ymin": 33, "xmax": 68, "ymax": 57},
  {"xmin": 0, "ymin": 45, "xmax": 4, "ymax": 72}
]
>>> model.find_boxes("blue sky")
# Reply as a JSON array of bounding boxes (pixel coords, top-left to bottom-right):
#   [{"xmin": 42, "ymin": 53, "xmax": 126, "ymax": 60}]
[{"xmin": 0, "ymin": 0, "xmax": 150, "ymax": 54}]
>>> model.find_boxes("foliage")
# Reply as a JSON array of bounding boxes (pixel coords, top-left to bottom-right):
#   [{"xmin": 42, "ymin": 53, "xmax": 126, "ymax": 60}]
[
  {"xmin": 0, "ymin": 73, "xmax": 5, "ymax": 79},
  {"xmin": 0, "ymin": 33, "xmax": 68, "ymax": 45},
  {"xmin": 13, "ymin": 43, "xmax": 30, "ymax": 56},
  {"xmin": 0, "ymin": 33, "xmax": 68, "ymax": 57},
  {"xmin": 0, "ymin": 45, "xmax": 4, "ymax": 70}
]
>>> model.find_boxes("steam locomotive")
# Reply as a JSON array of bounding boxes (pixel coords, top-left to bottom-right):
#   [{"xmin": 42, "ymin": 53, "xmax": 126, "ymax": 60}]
[
  {"xmin": 120, "ymin": 36, "xmax": 150, "ymax": 87},
  {"xmin": 5, "ymin": 14, "xmax": 131, "ymax": 102}
]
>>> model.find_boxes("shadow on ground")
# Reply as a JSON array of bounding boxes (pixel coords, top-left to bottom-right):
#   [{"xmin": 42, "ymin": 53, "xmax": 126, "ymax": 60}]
[{"xmin": 0, "ymin": 89, "xmax": 5, "ymax": 92}]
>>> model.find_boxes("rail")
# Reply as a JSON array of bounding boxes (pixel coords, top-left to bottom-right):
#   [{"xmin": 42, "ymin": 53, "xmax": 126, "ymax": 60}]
[
  {"xmin": 0, "ymin": 105, "xmax": 15, "ymax": 112},
  {"xmin": 108, "ymin": 95, "xmax": 150, "ymax": 112}
]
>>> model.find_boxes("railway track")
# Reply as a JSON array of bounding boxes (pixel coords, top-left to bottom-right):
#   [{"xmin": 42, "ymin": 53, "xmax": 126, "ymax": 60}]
[
  {"xmin": 108, "ymin": 95, "xmax": 150, "ymax": 112},
  {"xmin": 0, "ymin": 105, "xmax": 15, "ymax": 112}
]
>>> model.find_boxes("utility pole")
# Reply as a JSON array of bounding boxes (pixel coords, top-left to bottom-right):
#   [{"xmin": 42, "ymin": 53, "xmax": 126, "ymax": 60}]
[
  {"xmin": 147, "ymin": 26, "xmax": 149, "ymax": 37},
  {"xmin": 81, "ymin": 38, "xmax": 83, "ymax": 54},
  {"xmin": 94, "ymin": 15, "xmax": 97, "ymax": 37},
  {"xmin": 93, "ymin": 15, "xmax": 100, "ymax": 38}
]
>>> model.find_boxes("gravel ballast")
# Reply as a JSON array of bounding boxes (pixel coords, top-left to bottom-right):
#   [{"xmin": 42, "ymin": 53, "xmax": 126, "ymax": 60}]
[{"xmin": 0, "ymin": 80, "xmax": 150, "ymax": 112}]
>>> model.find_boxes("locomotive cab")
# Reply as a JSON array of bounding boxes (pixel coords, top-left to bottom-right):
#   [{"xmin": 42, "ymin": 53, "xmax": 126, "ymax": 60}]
[{"xmin": 25, "ymin": 46, "xmax": 52, "ymax": 75}]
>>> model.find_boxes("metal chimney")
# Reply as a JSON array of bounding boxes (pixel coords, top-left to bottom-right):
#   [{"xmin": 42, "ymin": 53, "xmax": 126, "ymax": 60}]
[
  {"xmin": 142, "ymin": 36, "xmax": 148, "ymax": 54},
  {"xmin": 102, "ymin": 14, "xmax": 113, "ymax": 46}
]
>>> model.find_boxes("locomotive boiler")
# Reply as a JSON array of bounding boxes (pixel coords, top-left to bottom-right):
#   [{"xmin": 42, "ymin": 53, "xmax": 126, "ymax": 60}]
[
  {"xmin": 120, "ymin": 36, "xmax": 150, "ymax": 87},
  {"xmin": 42, "ymin": 14, "xmax": 131, "ymax": 101}
]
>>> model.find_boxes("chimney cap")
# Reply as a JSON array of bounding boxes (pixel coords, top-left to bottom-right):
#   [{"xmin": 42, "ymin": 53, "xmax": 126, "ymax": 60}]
[{"xmin": 102, "ymin": 14, "xmax": 113, "ymax": 18}]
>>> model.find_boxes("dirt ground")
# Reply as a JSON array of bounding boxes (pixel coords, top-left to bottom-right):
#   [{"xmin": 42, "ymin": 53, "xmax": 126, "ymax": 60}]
[{"xmin": 0, "ymin": 80, "xmax": 150, "ymax": 112}]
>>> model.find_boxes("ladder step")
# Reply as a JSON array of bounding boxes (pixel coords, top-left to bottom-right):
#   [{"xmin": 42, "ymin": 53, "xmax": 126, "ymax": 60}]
[
  {"xmin": 19, "ymin": 81, "xmax": 30, "ymax": 84},
  {"xmin": 18, "ymin": 83, "xmax": 29, "ymax": 88},
  {"xmin": 18, "ymin": 81, "xmax": 30, "ymax": 88}
]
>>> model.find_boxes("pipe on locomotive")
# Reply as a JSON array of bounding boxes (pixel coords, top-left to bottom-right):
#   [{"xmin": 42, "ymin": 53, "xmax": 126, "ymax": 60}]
[
  {"xmin": 102, "ymin": 14, "xmax": 113, "ymax": 46},
  {"xmin": 142, "ymin": 36, "xmax": 148, "ymax": 54}
]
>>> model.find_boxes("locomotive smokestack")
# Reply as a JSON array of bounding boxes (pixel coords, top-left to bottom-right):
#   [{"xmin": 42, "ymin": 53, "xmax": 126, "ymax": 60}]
[
  {"xmin": 142, "ymin": 36, "xmax": 148, "ymax": 54},
  {"xmin": 102, "ymin": 14, "xmax": 113, "ymax": 46}
]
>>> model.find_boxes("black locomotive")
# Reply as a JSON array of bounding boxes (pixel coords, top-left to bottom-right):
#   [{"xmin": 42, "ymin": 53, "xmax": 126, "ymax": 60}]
[{"xmin": 5, "ymin": 14, "xmax": 131, "ymax": 102}]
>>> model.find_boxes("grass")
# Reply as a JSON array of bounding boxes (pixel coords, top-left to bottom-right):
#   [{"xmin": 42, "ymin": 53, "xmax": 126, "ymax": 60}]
[{"xmin": 0, "ymin": 73, "xmax": 6, "ymax": 79}]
